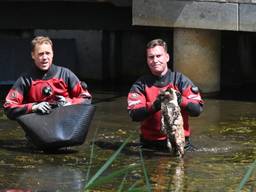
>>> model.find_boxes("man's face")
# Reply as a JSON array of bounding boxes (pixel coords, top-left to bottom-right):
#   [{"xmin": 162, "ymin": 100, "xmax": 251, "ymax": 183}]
[
  {"xmin": 146, "ymin": 45, "xmax": 169, "ymax": 76},
  {"xmin": 31, "ymin": 43, "xmax": 53, "ymax": 71}
]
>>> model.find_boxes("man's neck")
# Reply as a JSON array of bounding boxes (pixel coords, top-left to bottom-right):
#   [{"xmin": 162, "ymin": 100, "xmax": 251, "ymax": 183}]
[{"xmin": 154, "ymin": 68, "xmax": 169, "ymax": 77}]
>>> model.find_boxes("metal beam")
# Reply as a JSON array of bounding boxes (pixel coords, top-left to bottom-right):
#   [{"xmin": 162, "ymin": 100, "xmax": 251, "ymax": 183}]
[{"xmin": 0, "ymin": 2, "xmax": 131, "ymax": 30}]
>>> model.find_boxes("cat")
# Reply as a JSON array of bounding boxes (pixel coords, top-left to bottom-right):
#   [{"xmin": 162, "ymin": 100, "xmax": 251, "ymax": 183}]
[{"xmin": 160, "ymin": 88, "xmax": 185, "ymax": 158}]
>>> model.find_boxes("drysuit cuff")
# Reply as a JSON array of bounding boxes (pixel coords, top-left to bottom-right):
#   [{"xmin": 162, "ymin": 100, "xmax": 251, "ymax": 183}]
[
  {"xmin": 27, "ymin": 103, "xmax": 34, "ymax": 113},
  {"xmin": 180, "ymin": 96, "xmax": 189, "ymax": 108}
]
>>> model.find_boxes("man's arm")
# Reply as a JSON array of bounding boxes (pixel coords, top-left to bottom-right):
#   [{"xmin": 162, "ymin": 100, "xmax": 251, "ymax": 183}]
[
  {"xmin": 185, "ymin": 102, "xmax": 203, "ymax": 117},
  {"xmin": 128, "ymin": 107, "xmax": 151, "ymax": 122},
  {"xmin": 4, "ymin": 86, "xmax": 33, "ymax": 120},
  {"xmin": 64, "ymin": 69, "xmax": 92, "ymax": 105},
  {"xmin": 127, "ymin": 80, "xmax": 158, "ymax": 122},
  {"xmin": 68, "ymin": 82, "xmax": 92, "ymax": 105},
  {"xmin": 176, "ymin": 73, "xmax": 204, "ymax": 117}
]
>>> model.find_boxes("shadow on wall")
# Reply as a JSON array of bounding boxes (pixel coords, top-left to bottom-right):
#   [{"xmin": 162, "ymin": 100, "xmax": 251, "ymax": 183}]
[
  {"xmin": 220, "ymin": 31, "xmax": 256, "ymax": 102},
  {"xmin": 0, "ymin": 38, "xmax": 78, "ymax": 103},
  {"xmin": 0, "ymin": 38, "xmax": 78, "ymax": 85}
]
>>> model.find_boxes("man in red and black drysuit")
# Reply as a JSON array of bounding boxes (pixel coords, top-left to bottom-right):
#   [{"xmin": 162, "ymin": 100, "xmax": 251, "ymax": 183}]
[
  {"xmin": 127, "ymin": 39, "xmax": 203, "ymax": 151},
  {"xmin": 4, "ymin": 36, "xmax": 91, "ymax": 120}
]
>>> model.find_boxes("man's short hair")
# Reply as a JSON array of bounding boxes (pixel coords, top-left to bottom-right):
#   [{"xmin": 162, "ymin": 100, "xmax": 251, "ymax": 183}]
[
  {"xmin": 146, "ymin": 39, "xmax": 168, "ymax": 52},
  {"xmin": 31, "ymin": 36, "xmax": 53, "ymax": 52}
]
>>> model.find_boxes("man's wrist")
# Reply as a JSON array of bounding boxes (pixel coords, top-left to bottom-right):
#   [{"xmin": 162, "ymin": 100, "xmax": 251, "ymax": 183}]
[
  {"xmin": 31, "ymin": 103, "xmax": 37, "ymax": 112},
  {"xmin": 147, "ymin": 102, "xmax": 160, "ymax": 114}
]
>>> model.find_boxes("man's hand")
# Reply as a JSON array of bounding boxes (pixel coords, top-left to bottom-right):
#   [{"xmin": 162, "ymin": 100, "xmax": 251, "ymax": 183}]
[
  {"xmin": 56, "ymin": 95, "xmax": 71, "ymax": 106},
  {"xmin": 175, "ymin": 91, "xmax": 182, "ymax": 105},
  {"xmin": 166, "ymin": 88, "xmax": 182, "ymax": 106},
  {"xmin": 32, "ymin": 102, "xmax": 51, "ymax": 114},
  {"xmin": 152, "ymin": 89, "xmax": 182, "ymax": 112},
  {"xmin": 152, "ymin": 92, "xmax": 164, "ymax": 112}
]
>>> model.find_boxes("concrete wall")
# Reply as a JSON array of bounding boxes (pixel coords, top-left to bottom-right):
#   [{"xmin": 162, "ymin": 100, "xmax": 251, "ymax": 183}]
[
  {"xmin": 173, "ymin": 28, "xmax": 220, "ymax": 93},
  {"xmin": 35, "ymin": 30, "xmax": 103, "ymax": 81},
  {"xmin": 133, "ymin": 0, "xmax": 256, "ymax": 32}
]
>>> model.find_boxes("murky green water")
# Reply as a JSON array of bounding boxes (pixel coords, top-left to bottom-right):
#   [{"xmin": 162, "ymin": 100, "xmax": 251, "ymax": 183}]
[{"xmin": 0, "ymin": 91, "xmax": 256, "ymax": 191}]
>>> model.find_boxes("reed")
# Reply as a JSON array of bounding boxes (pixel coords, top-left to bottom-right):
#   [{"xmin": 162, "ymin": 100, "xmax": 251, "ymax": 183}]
[
  {"xmin": 236, "ymin": 159, "xmax": 256, "ymax": 192},
  {"xmin": 84, "ymin": 136, "xmax": 152, "ymax": 191}
]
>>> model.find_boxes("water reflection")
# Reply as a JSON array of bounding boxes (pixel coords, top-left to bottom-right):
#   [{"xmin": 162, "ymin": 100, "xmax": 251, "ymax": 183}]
[
  {"xmin": 151, "ymin": 157, "xmax": 185, "ymax": 191},
  {"xmin": 17, "ymin": 165, "xmax": 85, "ymax": 191},
  {"xmin": 171, "ymin": 160, "xmax": 184, "ymax": 192}
]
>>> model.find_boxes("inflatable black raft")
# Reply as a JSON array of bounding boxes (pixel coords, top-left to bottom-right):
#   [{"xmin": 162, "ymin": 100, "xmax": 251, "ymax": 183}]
[{"xmin": 17, "ymin": 104, "xmax": 96, "ymax": 151}]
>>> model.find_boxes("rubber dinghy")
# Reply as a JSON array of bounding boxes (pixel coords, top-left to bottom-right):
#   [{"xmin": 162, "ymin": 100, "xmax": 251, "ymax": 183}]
[{"xmin": 17, "ymin": 104, "xmax": 96, "ymax": 151}]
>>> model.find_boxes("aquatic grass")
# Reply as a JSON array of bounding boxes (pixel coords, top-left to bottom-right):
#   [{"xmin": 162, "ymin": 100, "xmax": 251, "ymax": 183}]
[
  {"xmin": 84, "ymin": 136, "xmax": 138, "ymax": 190},
  {"xmin": 85, "ymin": 163, "xmax": 140, "ymax": 189},
  {"xmin": 117, "ymin": 172, "xmax": 128, "ymax": 192},
  {"xmin": 139, "ymin": 147, "xmax": 152, "ymax": 192},
  {"xmin": 84, "ymin": 136, "xmax": 152, "ymax": 191},
  {"xmin": 236, "ymin": 159, "xmax": 256, "ymax": 192},
  {"xmin": 126, "ymin": 149, "xmax": 152, "ymax": 192},
  {"xmin": 84, "ymin": 136, "xmax": 131, "ymax": 189},
  {"xmin": 85, "ymin": 118, "xmax": 101, "ymax": 183},
  {"xmin": 85, "ymin": 130, "xmax": 96, "ymax": 183},
  {"xmin": 127, "ymin": 179, "xmax": 145, "ymax": 191}
]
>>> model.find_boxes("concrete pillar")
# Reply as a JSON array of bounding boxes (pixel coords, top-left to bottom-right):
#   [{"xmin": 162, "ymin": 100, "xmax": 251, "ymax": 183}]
[{"xmin": 173, "ymin": 28, "xmax": 220, "ymax": 94}]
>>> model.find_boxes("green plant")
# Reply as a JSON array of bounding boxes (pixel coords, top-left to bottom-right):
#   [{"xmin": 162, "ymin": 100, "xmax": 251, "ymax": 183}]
[
  {"xmin": 236, "ymin": 159, "xmax": 256, "ymax": 192},
  {"xmin": 84, "ymin": 136, "xmax": 152, "ymax": 191}
]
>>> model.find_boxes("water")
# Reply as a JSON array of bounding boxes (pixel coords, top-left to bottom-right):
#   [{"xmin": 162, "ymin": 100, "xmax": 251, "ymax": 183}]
[{"xmin": 0, "ymin": 91, "xmax": 256, "ymax": 191}]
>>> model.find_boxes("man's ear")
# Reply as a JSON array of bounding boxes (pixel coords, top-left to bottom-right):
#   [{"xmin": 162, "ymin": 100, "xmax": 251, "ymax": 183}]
[
  {"xmin": 31, "ymin": 52, "xmax": 35, "ymax": 60},
  {"xmin": 166, "ymin": 53, "xmax": 170, "ymax": 62}
]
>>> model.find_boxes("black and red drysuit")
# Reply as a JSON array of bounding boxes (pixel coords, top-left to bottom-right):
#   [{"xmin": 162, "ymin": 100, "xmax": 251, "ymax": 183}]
[
  {"xmin": 4, "ymin": 64, "xmax": 91, "ymax": 120},
  {"xmin": 127, "ymin": 69, "xmax": 203, "ymax": 142}
]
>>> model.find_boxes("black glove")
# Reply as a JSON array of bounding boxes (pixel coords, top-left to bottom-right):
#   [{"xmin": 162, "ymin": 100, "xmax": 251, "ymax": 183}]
[
  {"xmin": 175, "ymin": 91, "xmax": 182, "ymax": 106},
  {"xmin": 165, "ymin": 88, "xmax": 182, "ymax": 106},
  {"xmin": 152, "ymin": 93, "xmax": 164, "ymax": 112}
]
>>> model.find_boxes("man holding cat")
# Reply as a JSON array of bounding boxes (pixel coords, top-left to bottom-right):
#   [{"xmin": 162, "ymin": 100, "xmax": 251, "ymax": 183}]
[{"xmin": 127, "ymin": 38, "xmax": 204, "ymax": 151}]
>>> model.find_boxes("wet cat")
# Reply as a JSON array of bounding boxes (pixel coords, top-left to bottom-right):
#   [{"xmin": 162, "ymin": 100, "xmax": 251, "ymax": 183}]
[{"xmin": 160, "ymin": 88, "xmax": 185, "ymax": 158}]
